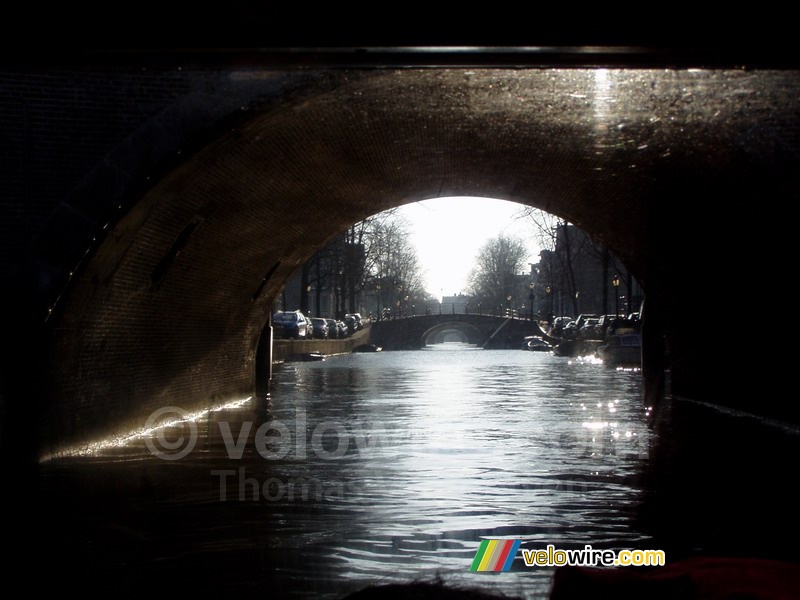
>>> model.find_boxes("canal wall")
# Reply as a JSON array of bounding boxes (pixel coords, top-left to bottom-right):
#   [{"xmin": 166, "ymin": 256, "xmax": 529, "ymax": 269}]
[{"xmin": 272, "ymin": 327, "xmax": 372, "ymax": 361}]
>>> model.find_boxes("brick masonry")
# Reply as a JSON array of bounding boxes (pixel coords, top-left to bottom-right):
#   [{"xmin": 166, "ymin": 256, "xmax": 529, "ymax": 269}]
[{"xmin": 2, "ymin": 64, "xmax": 799, "ymax": 458}]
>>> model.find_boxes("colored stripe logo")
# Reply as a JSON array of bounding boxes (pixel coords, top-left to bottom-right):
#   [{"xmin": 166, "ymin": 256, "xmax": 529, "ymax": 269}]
[{"xmin": 470, "ymin": 539, "xmax": 521, "ymax": 572}]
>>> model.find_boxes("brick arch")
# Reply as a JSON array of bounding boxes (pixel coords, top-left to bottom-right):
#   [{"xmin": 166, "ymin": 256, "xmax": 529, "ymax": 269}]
[{"xmin": 14, "ymin": 67, "xmax": 799, "ymax": 453}]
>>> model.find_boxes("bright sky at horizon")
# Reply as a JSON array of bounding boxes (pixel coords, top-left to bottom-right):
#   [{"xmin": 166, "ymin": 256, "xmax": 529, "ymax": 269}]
[{"xmin": 396, "ymin": 197, "xmax": 542, "ymax": 300}]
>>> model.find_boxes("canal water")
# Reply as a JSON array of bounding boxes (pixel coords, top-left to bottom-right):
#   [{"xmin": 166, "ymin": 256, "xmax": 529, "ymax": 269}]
[{"xmin": 38, "ymin": 345, "xmax": 654, "ymax": 598}]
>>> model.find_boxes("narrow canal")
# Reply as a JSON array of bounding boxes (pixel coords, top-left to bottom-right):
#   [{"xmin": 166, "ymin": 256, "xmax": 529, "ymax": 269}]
[{"xmin": 35, "ymin": 344, "xmax": 798, "ymax": 598}]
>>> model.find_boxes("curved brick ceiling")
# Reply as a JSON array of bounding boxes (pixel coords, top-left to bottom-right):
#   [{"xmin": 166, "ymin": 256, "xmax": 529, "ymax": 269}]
[{"xmin": 17, "ymin": 66, "xmax": 800, "ymax": 449}]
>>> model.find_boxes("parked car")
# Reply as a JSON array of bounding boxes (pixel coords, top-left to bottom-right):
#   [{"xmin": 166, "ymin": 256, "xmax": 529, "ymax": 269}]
[
  {"xmin": 573, "ymin": 313, "xmax": 599, "ymax": 333},
  {"xmin": 344, "ymin": 315, "xmax": 358, "ymax": 335},
  {"xmin": 573, "ymin": 313, "xmax": 600, "ymax": 339},
  {"xmin": 562, "ymin": 321, "xmax": 577, "ymax": 338},
  {"xmin": 325, "ymin": 318, "xmax": 339, "ymax": 339},
  {"xmin": 311, "ymin": 318, "xmax": 329, "ymax": 339},
  {"xmin": 272, "ymin": 310, "xmax": 311, "ymax": 339},
  {"xmin": 607, "ymin": 316, "xmax": 639, "ymax": 338},
  {"xmin": 345, "ymin": 313, "xmax": 363, "ymax": 331},
  {"xmin": 579, "ymin": 318, "xmax": 600, "ymax": 339},
  {"xmin": 596, "ymin": 314, "xmax": 623, "ymax": 340},
  {"xmin": 336, "ymin": 320, "xmax": 348, "ymax": 338},
  {"xmin": 551, "ymin": 316, "xmax": 573, "ymax": 336}
]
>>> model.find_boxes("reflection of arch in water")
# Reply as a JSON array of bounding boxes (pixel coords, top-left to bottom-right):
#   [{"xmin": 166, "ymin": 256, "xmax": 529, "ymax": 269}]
[{"xmin": 422, "ymin": 322, "xmax": 482, "ymax": 347}]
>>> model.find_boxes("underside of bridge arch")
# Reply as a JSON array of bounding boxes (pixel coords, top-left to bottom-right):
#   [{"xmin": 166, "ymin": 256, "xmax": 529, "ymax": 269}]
[
  {"xmin": 430, "ymin": 330, "xmax": 469, "ymax": 345},
  {"xmin": 4, "ymin": 63, "xmax": 799, "ymax": 456},
  {"xmin": 422, "ymin": 322, "xmax": 483, "ymax": 347}
]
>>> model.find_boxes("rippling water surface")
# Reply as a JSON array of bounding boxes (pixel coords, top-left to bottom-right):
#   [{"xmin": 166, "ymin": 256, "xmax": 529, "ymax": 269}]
[{"xmin": 40, "ymin": 345, "xmax": 651, "ymax": 599}]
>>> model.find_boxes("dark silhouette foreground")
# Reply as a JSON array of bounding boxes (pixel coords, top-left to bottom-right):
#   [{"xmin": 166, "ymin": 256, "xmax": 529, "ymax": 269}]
[
  {"xmin": 341, "ymin": 581, "xmax": 522, "ymax": 599},
  {"xmin": 342, "ymin": 558, "xmax": 800, "ymax": 599}
]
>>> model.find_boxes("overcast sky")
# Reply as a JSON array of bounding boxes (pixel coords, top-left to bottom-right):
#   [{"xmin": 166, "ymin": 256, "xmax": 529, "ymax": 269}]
[{"xmin": 396, "ymin": 197, "xmax": 542, "ymax": 299}]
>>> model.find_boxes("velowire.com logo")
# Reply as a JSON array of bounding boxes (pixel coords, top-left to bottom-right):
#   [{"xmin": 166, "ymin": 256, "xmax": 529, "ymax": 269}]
[{"xmin": 470, "ymin": 540, "xmax": 521, "ymax": 572}]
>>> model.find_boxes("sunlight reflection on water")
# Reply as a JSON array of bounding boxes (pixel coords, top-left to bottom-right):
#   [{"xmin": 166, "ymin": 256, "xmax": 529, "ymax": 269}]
[{"xmin": 40, "ymin": 345, "xmax": 651, "ymax": 599}]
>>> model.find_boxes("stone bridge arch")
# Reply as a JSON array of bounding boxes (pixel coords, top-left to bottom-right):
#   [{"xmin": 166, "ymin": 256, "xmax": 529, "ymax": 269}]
[
  {"xmin": 371, "ymin": 314, "xmax": 538, "ymax": 350},
  {"xmin": 4, "ymin": 54, "xmax": 799, "ymax": 457}
]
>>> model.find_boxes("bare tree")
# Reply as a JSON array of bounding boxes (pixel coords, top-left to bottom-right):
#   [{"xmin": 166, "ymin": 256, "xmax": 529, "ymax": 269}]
[
  {"xmin": 467, "ymin": 234, "xmax": 529, "ymax": 314},
  {"xmin": 367, "ymin": 214, "xmax": 427, "ymax": 317},
  {"xmin": 516, "ymin": 208, "xmax": 593, "ymax": 316},
  {"xmin": 516, "ymin": 206, "xmax": 635, "ymax": 317},
  {"xmin": 303, "ymin": 209, "xmax": 427, "ymax": 318}
]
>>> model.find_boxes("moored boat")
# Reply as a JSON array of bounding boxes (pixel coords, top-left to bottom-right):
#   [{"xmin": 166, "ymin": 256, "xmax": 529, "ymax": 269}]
[
  {"xmin": 523, "ymin": 336, "xmax": 552, "ymax": 351},
  {"xmin": 353, "ymin": 344, "xmax": 382, "ymax": 353},
  {"xmin": 552, "ymin": 338, "xmax": 599, "ymax": 358},
  {"xmin": 596, "ymin": 333, "xmax": 641, "ymax": 366}
]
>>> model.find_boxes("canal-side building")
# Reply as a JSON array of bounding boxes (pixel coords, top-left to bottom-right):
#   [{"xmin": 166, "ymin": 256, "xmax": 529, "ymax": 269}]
[{"xmin": 533, "ymin": 225, "xmax": 643, "ymax": 319}]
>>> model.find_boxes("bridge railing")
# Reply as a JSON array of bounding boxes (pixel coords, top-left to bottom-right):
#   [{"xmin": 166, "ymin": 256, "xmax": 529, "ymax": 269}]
[{"xmin": 375, "ymin": 304, "xmax": 540, "ymax": 321}]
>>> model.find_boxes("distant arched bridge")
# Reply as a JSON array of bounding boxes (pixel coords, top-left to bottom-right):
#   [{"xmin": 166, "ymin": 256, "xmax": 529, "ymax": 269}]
[{"xmin": 370, "ymin": 314, "xmax": 549, "ymax": 350}]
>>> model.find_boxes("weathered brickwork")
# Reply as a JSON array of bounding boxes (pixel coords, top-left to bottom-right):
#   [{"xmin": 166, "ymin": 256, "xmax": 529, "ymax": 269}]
[{"xmin": 3, "ymin": 65, "xmax": 799, "ymax": 456}]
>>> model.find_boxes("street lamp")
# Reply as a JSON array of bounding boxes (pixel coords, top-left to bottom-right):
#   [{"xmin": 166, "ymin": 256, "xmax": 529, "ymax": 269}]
[
  {"xmin": 528, "ymin": 282, "xmax": 535, "ymax": 321},
  {"xmin": 397, "ymin": 285, "xmax": 403, "ymax": 318},
  {"xmin": 507, "ymin": 294, "xmax": 512, "ymax": 317},
  {"xmin": 545, "ymin": 286, "xmax": 553, "ymax": 325},
  {"xmin": 611, "ymin": 274, "xmax": 620, "ymax": 316}
]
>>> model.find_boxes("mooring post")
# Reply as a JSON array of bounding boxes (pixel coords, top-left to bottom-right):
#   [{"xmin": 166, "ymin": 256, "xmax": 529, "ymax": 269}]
[
  {"xmin": 255, "ymin": 320, "xmax": 273, "ymax": 396},
  {"xmin": 640, "ymin": 294, "xmax": 665, "ymax": 426}
]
